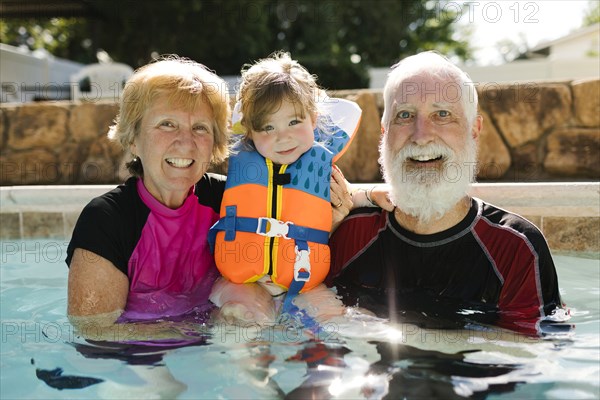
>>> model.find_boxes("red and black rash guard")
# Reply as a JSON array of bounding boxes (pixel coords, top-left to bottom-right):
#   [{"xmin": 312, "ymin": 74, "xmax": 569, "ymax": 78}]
[{"xmin": 327, "ymin": 198, "xmax": 564, "ymax": 335}]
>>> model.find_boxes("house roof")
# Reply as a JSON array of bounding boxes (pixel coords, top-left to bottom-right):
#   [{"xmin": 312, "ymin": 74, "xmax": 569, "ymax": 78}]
[
  {"xmin": 530, "ymin": 23, "xmax": 600, "ymax": 53},
  {"xmin": 514, "ymin": 23, "xmax": 600, "ymax": 60}
]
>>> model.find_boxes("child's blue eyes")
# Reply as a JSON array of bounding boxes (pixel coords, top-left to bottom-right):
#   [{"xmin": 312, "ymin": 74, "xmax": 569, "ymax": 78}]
[{"xmin": 259, "ymin": 120, "xmax": 303, "ymax": 134}]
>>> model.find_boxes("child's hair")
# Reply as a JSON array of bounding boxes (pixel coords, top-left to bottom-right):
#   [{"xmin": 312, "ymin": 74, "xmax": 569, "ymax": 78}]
[{"xmin": 237, "ymin": 51, "xmax": 322, "ymax": 140}]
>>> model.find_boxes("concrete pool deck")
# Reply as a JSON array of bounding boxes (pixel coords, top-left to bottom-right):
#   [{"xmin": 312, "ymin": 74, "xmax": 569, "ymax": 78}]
[{"xmin": 1, "ymin": 182, "xmax": 598, "ymax": 255}]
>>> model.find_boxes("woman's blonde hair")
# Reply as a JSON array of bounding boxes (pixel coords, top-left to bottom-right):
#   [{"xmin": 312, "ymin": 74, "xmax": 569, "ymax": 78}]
[
  {"xmin": 237, "ymin": 51, "xmax": 320, "ymax": 140},
  {"xmin": 108, "ymin": 55, "xmax": 230, "ymax": 176}
]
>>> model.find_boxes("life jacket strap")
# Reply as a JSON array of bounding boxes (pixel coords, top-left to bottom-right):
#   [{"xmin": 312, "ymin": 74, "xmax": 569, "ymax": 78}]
[{"xmin": 208, "ymin": 205, "xmax": 329, "ymax": 251}]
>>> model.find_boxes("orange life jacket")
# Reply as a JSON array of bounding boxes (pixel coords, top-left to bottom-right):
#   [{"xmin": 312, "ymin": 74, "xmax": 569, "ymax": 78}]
[{"xmin": 210, "ymin": 98, "xmax": 361, "ymax": 292}]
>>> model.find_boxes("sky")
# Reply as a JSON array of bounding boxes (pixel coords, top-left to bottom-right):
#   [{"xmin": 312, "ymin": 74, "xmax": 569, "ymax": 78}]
[{"xmin": 453, "ymin": 0, "xmax": 593, "ymax": 65}]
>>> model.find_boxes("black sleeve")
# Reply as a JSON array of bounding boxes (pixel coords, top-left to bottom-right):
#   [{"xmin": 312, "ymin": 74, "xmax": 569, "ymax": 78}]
[
  {"xmin": 65, "ymin": 179, "xmax": 147, "ymax": 277},
  {"xmin": 195, "ymin": 173, "xmax": 227, "ymax": 214},
  {"xmin": 524, "ymin": 223, "xmax": 563, "ymax": 313}
]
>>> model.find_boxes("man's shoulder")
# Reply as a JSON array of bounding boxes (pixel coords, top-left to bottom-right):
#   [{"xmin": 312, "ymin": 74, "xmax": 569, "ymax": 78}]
[
  {"xmin": 478, "ymin": 199, "xmax": 538, "ymax": 228},
  {"xmin": 342, "ymin": 207, "xmax": 388, "ymax": 227},
  {"xmin": 335, "ymin": 207, "xmax": 389, "ymax": 239},
  {"xmin": 347, "ymin": 206, "xmax": 388, "ymax": 220},
  {"xmin": 328, "ymin": 207, "xmax": 389, "ymax": 284},
  {"xmin": 475, "ymin": 198, "xmax": 547, "ymax": 242}
]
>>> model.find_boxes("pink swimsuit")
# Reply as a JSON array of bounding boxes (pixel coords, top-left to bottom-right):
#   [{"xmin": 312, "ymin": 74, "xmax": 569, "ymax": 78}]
[
  {"xmin": 122, "ymin": 180, "xmax": 219, "ymax": 319},
  {"xmin": 66, "ymin": 175, "xmax": 224, "ymax": 321}
]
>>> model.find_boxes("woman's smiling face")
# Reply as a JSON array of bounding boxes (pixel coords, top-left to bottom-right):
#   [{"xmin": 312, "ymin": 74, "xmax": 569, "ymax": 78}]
[{"xmin": 131, "ymin": 95, "xmax": 215, "ymax": 208}]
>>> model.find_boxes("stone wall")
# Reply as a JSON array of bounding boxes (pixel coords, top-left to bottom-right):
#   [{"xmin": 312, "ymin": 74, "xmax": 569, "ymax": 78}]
[{"xmin": 1, "ymin": 79, "xmax": 598, "ymax": 185}]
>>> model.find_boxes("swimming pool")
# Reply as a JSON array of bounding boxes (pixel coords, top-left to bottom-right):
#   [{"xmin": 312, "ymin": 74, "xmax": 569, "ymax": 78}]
[{"xmin": 1, "ymin": 240, "xmax": 598, "ymax": 399}]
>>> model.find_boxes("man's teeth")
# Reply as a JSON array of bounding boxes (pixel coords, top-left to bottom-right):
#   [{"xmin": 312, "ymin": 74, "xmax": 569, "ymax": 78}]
[
  {"xmin": 411, "ymin": 155, "xmax": 442, "ymax": 162},
  {"xmin": 166, "ymin": 158, "xmax": 194, "ymax": 167}
]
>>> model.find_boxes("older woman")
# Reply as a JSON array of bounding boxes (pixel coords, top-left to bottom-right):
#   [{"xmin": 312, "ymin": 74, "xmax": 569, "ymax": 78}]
[
  {"xmin": 67, "ymin": 56, "xmax": 354, "ymax": 333},
  {"xmin": 67, "ymin": 57, "xmax": 231, "ymax": 326}
]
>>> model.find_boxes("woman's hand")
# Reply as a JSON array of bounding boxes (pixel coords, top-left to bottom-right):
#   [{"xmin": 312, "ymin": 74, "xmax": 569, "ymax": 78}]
[{"xmin": 330, "ymin": 165, "xmax": 353, "ymax": 233}]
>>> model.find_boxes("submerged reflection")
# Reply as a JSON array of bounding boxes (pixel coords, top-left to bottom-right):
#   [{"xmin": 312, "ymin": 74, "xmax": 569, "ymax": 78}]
[
  {"xmin": 33, "ymin": 310, "xmax": 211, "ymax": 398},
  {"xmin": 285, "ymin": 341, "xmax": 351, "ymax": 399},
  {"xmin": 365, "ymin": 342, "xmax": 520, "ymax": 399},
  {"xmin": 66, "ymin": 339, "xmax": 202, "ymax": 399},
  {"xmin": 33, "ymin": 358, "xmax": 103, "ymax": 390}
]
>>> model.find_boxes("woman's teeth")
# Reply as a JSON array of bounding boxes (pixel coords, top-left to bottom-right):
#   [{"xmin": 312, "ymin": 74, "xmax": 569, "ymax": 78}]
[{"xmin": 166, "ymin": 158, "xmax": 194, "ymax": 168}]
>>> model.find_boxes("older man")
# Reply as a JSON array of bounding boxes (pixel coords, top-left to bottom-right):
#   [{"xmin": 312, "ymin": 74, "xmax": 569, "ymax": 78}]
[{"xmin": 327, "ymin": 52, "xmax": 566, "ymax": 335}]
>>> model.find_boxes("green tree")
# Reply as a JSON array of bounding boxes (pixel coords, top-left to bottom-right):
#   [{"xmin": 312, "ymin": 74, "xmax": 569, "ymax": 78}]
[
  {"xmin": 1, "ymin": 0, "xmax": 471, "ymax": 89},
  {"xmin": 583, "ymin": 0, "xmax": 600, "ymax": 26},
  {"xmin": 0, "ymin": 17, "xmax": 93, "ymax": 63}
]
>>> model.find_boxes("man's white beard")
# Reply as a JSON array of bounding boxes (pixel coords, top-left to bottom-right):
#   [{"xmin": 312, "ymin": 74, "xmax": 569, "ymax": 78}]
[{"xmin": 380, "ymin": 137, "xmax": 478, "ymax": 224}]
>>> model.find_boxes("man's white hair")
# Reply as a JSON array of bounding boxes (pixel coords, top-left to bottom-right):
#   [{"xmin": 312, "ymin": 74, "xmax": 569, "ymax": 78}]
[{"xmin": 381, "ymin": 51, "xmax": 478, "ymax": 132}]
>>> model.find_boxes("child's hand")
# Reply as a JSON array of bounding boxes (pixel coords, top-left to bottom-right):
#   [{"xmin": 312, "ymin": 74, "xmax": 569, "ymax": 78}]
[
  {"xmin": 369, "ymin": 185, "xmax": 394, "ymax": 211},
  {"xmin": 350, "ymin": 185, "xmax": 394, "ymax": 211},
  {"xmin": 294, "ymin": 284, "xmax": 345, "ymax": 323},
  {"xmin": 209, "ymin": 278, "xmax": 276, "ymax": 325}
]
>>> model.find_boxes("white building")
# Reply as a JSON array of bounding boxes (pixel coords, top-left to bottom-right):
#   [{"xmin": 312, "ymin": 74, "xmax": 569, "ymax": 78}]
[
  {"xmin": 369, "ymin": 23, "xmax": 600, "ymax": 87},
  {"xmin": 0, "ymin": 43, "xmax": 84, "ymax": 103},
  {"xmin": 530, "ymin": 22, "xmax": 600, "ymax": 61},
  {"xmin": 1, "ymin": 43, "xmax": 134, "ymax": 103}
]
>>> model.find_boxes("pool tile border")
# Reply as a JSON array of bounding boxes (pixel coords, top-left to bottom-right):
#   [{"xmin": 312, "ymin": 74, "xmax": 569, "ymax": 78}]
[{"xmin": 1, "ymin": 183, "xmax": 598, "ymax": 255}]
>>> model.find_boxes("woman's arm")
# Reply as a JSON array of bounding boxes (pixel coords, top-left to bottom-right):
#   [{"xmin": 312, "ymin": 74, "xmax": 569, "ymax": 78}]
[
  {"xmin": 67, "ymin": 248, "xmax": 129, "ymax": 321},
  {"xmin": 68, "ymin": 248, "xmax": 198, "ymax": 341}
]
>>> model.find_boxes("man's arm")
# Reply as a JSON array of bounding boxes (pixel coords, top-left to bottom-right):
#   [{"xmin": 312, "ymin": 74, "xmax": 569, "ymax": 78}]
[{"xmin": 327, "ymin": 209, "xmax": 387, "ymax": 285}]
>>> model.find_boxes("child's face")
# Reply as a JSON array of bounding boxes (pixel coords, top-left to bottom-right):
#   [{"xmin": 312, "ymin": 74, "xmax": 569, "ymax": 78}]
[{"xmin": 250, "ymin": 99, "xmax": 316, "ymax": 165}]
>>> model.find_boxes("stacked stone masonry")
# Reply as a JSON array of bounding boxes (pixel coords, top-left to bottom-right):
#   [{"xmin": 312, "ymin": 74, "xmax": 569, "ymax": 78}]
[{"xmin": 1, "ymin": 79, "xmax": 598, "ymax": 185}]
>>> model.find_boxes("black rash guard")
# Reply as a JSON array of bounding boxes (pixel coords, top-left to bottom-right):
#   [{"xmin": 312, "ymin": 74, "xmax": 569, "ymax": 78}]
[{"xmin": 327, "ymin": 198, "xmax": 564, "ymax": 335}]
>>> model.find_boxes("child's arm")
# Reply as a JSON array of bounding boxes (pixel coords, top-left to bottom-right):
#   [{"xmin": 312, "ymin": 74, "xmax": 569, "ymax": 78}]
[
  {"xmin": 293, "ymin": 284, "xmax": 345, "ymax": 323},
  {"xmin": 209, "ymin": 278, "xmax": 276, "ymax": 325},
  {"xmin": 330, "ymin": 166, "xmax": 395, "ymax": 232},
  {"xmin": 351, "ymin": 185, "xmax": 395, "ymax": 211}
]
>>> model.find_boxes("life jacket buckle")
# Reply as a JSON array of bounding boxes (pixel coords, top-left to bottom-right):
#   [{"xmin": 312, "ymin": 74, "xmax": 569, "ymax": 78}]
[
  {"xmin": 294, "ymin": 246, "xmax": 311, "ymax": 282},
  {"xmin": 257, "ymin": 217, "xmax": 292, "ymax": 239}
]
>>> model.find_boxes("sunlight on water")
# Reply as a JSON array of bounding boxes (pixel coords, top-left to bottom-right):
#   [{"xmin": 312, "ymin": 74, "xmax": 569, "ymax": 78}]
[{"xmin": 0, "ymin": 240, "xmax": 598, "ymax": 399}]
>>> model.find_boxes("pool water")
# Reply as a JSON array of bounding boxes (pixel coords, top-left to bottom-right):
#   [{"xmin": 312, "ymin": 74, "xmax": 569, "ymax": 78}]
[{"xmin": 1, "ymin": 240, "xmax": 598, "ymax": 399}]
